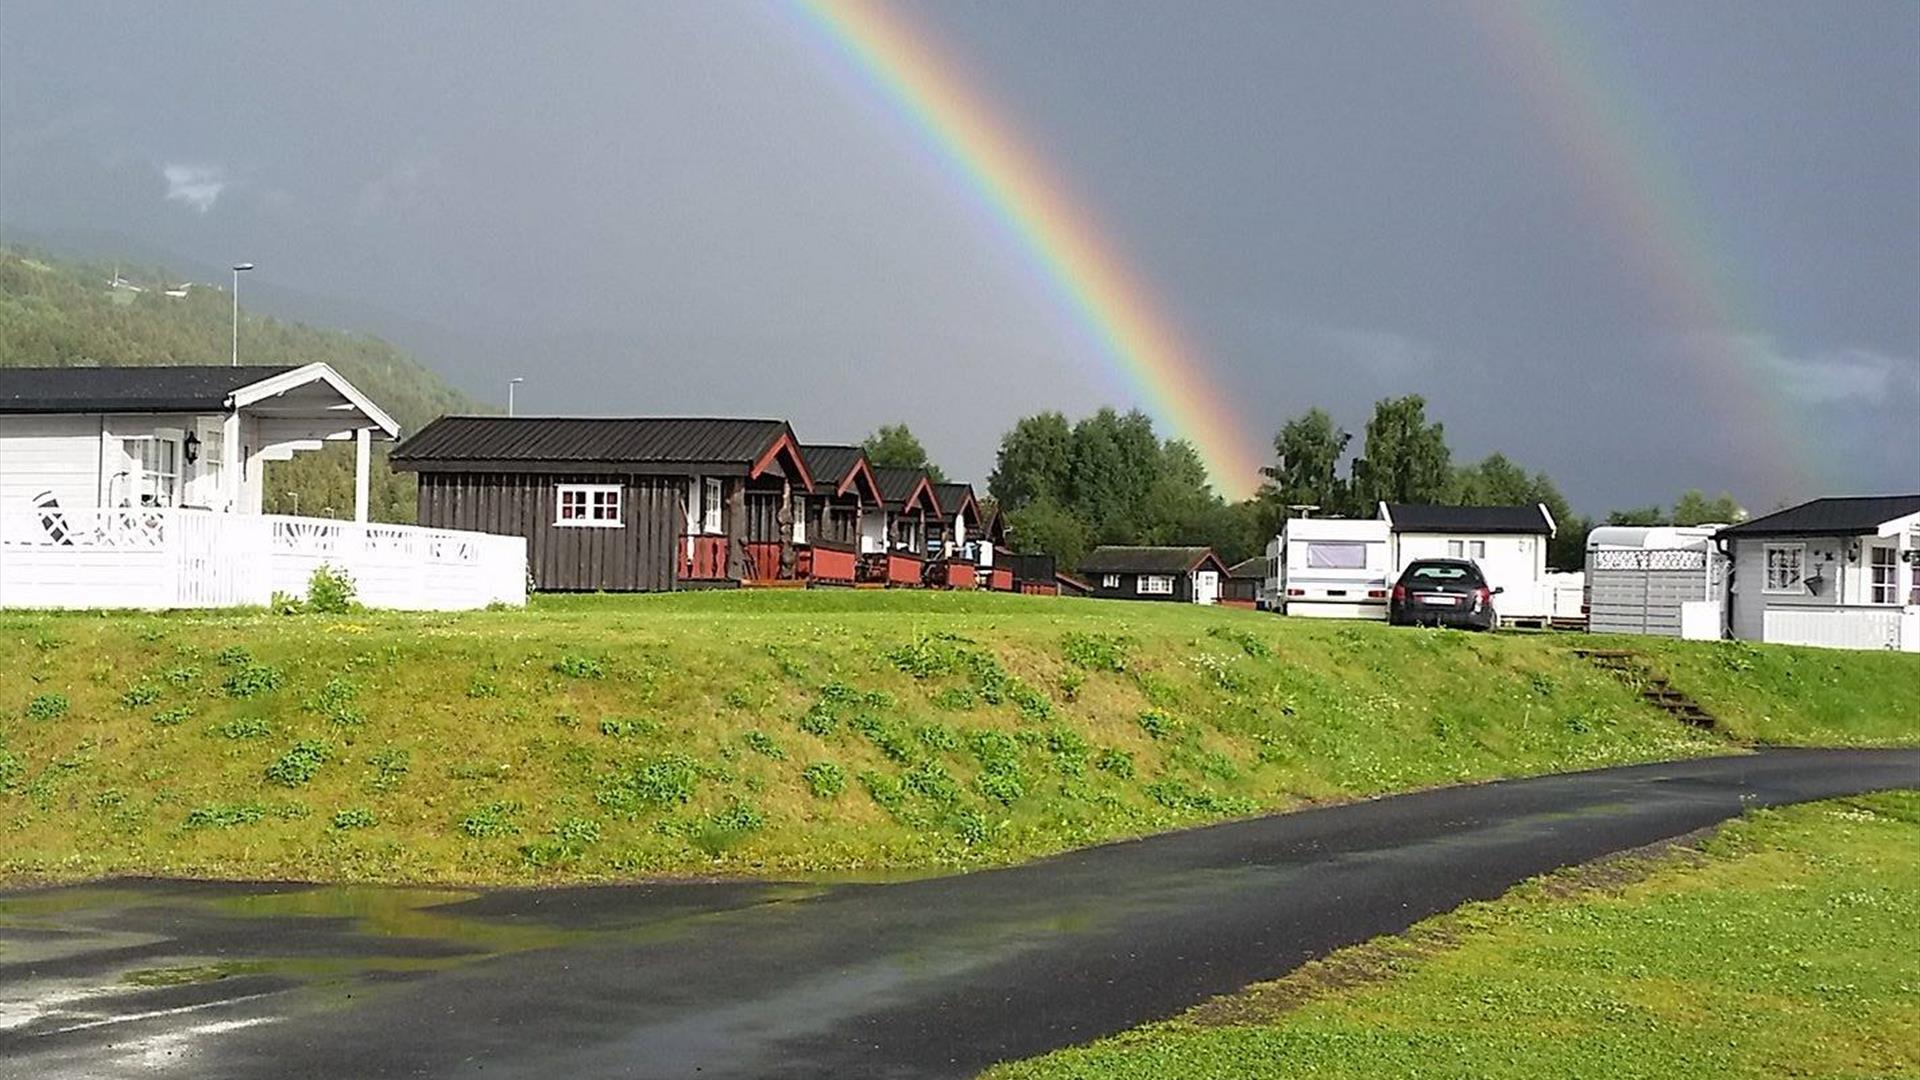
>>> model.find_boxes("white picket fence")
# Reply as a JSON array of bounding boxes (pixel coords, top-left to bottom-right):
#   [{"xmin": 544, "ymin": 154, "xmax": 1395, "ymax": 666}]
[
  {"xmin": 1764, "ymin": 606, "xmax": 1920, "ymax": 653},
  {"xmin": 0, "ymin": 508, "xmax": 526, "ymax": 611}
]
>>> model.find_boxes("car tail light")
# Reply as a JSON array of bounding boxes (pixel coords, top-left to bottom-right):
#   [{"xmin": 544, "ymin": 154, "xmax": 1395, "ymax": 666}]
[
  {"xmin": 1367, "ymin": 589, "xmax": 1387, "ymax": 599},
  {"xmin": 1286, "ymin": 588, "xmax": 1305, "ymax": 597},
  {"xmin": 1475, "ymin": 586, "xmax": 1491, "ymax": 608},
  {"xmin": 1390, "ymin": 584, "xmax": 1406, "ymax": 602}
]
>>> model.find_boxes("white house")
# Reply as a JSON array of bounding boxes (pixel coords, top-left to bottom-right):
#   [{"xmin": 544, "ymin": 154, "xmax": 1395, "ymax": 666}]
[
  {"xmin": 1715, "ymin": 495, "xmax": 1920, "ymax": 652},
  {"xmin": 1380, "ymin": 502, "xmax": 1560, "ymax": 622},
  {"xmin": 0, "ymin": 364, "xmax": 525, "ymax": 610}
]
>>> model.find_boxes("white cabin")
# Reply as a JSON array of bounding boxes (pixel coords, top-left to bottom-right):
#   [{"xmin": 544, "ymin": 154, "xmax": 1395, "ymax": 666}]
[
  {"xmin": 1715, "ymin": 495, "xmax": 1920, "ymax": 652},
  {"xmin": 0, "ymin": 364, "xmax": 525, "ymax": 610}
]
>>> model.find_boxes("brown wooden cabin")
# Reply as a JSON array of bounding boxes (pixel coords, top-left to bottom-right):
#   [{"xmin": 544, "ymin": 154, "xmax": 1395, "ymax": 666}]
[
  {"xmin": 1222, "ymin": 556, "xmax": 1265, "ymax": 609},
  {"xmin": 973, "ymin": 502, "xmax": 1015, "ymax": 590},
  {"xmin": 1000, "ymin": 550, "xmax": 1058, "ymax": 595},
  {"xmin": 927, "ymin": 482, "xmax": 983, "ymax": 589},
  {"xmin": 391, "ymin": 416, "xmax": 813, "ymax": 592},
  {"xmin": 862, "ymin": 467, "xmax": 941, "ymax": 586},
  {"xmin": 795, "ymin": 445, "xmax": 884, "ymax": 585},
  {"xmin": 1079, "ymin": 546, "xmax": 1230, "ymax": 605}
]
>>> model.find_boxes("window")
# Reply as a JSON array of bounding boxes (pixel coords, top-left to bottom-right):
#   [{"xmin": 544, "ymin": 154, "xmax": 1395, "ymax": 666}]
[
  {"xmin": 120, "ymin": 435, "xmax": 180, "ymax": 507},
  {"xmin": 703, "ymin": 477, "xmax": 724, "ymax": 534},
  {"xmin": 1868, "ymin": 545, "xmax": 1897, "ymax": 605},
  {"xmin": 1763, "ymin": 544, "xmax": 1805, "ymax": 593},
  {"xmin": 1470, "ymin": 540, "xmax": 1486, "ymax": 559},
  {"xmin": 1102, "ymin": 573, "xmax": 1120, "ymax": 589},
  {"xmin": 1138, "ymin": 574, "xmax": 1174, "ymax": 595},
  {"xmin": 792, "ymin": 500, "xmax": 809, "ymax": 546},
  {"xmin": 1304, "ymin": 541, "xmax": 1368, "ymax": 569},
  {"xmin": 556, "ymin": 483, "xmax": 622, "ymax": 527},
  {"xmin": 1447, "ymin": 540, "xmax": 1464, "ymax": 558}
]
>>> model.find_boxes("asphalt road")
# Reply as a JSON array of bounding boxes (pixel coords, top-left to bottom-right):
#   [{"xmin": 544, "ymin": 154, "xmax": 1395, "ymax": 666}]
[{"xmin": 3, "ymin": 747, "xmax": 1916, "ymax": 1080}]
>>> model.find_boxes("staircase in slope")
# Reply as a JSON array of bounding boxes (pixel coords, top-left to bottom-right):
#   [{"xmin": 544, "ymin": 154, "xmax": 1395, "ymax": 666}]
[{"xmin": 1572, "ymin": 648, "xmax": 1719, "ymax": 731}]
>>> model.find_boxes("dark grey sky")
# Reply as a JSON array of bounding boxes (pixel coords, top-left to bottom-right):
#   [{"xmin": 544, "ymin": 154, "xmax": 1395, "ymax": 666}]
[{"xmin": 2, "ymin": 1, "xmax": 1914, "ymax": 511}]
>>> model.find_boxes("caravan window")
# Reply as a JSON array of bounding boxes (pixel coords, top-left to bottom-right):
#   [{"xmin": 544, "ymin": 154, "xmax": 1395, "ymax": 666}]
[{"xmin": 1305, "ymin": 541, "xmax": 1368, "ymax": 569}]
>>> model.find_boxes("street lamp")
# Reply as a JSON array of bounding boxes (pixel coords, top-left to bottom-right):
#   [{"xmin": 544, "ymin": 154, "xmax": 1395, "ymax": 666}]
[
  {"xmin": 230, "ymin": 263, "xmax": 254, "ymax": 366},
  {"xmin": 508, "ymin": 377, "xmax": 525, "ymax": 417}
]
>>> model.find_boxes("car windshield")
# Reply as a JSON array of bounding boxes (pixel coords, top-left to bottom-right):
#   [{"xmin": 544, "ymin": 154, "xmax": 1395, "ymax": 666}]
[{"xmin": 1408, "ymin": 564, "xmax": 1478, "ymax": 583}]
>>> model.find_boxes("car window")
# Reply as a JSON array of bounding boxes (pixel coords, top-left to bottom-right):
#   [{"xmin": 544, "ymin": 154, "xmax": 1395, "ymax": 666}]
[{"xmin": 1407, "ymin": 564, "xmax": 1477, "ymax": 582}]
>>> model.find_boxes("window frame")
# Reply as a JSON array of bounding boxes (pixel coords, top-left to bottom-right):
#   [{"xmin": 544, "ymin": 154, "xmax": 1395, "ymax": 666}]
[
  {"xmin": 1469, "ymin": 540, "xmax": 1487, "ymax": 559},
  {"xmin": 555, "ymin": 483, "xmax": 624, "ymax": 528},
  {"xmin": 1762, "ymin": 543, "xmax": 1806, "ymax": 594},
  {"xmin": 702, "ymin": 477, "xmax": 724, "ymax": 535},
  {"xmin": 1101, "ymin": 573, "xmax": 1121, "ymax": 590},
  {"xmin": 1138, "ymin": 574, "xmax": 1175, "ymax": 596},
  {"xmin": 1867, "ymin": 544, "xmax": 1897, "ymax": 605},
  {"xmin": 120, "ymin": 433, "xmax": 182, "ymax": 508}
]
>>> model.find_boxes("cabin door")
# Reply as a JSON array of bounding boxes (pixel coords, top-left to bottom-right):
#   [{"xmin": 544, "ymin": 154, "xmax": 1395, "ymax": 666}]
[{"xmin": 1193, "ymin": 570, "xmax": 1219, "ymax": 606}]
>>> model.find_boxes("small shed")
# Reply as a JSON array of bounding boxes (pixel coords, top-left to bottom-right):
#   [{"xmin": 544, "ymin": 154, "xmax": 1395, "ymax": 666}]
[
  {"xmin": 1222, "ymin": 556, "xmax": 1264, "ymax": 608},
  {"xmin": 796, "ymin": 444, "xmax": 884, "ymax": 585},
  {"xmin": 1715, "ymin": 495, "xmax": 1920, "ymax": 652},
  {"xmin": 1079, "ymin": 546, "xmax": 1228, "ymax": 604},
  {"xmin": 862, "ymin": 467, "xmax": 942, "ymax": 585},
  {"xmin": 393, "ymin": 416, "xmax": 813, "ymax": 592},
  {"xmin": 1381, "ymin": 502, "xmax": 1556, "ymax": 621}
]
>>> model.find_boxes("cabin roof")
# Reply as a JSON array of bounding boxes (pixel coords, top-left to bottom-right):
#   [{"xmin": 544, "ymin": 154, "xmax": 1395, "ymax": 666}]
[
  {"xmin": 932, "ymin": 482, "xmax": 979, "ymax": 523},
  {"xmin": 1381, "ymin": 503, "xmax": 1555, "ymax": 536},
  {"xmin": 0, "ymin": 365, "xmax": 302, "ymax": 413},
  {"xmin": 1715, "ymin": 495, "xmax": 1920, "ymax": 539},
  {"xmin": 1226, "ymin": 556, "xmax": 1266, "ymax": 580},
  {"xmin": 1079, "ymin": 545, "xmax": 1226, "ymax": 576},
  {"xmin": 394, "ymin": 416, "xmax": 811, "ymax": 486},
  {"xmin": 798, "ymin": 444, "xmax": 882, "ymax": 503},
  {"xmin": 871, "ymin": 466, "xmax": 940, "ymax": 513}
]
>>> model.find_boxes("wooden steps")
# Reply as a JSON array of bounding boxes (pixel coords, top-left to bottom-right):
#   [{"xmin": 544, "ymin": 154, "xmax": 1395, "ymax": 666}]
[{"xmin": 1572, "ymin": 648, "xmax": 1718, "ymax": 730}]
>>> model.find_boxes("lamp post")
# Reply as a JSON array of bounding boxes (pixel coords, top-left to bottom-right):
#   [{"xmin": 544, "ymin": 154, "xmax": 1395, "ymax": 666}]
[
  {"xmin": 230, "ymin": 263, "xmax": 254, "ymax": 366},
  {"xmin": 508, "ymin": 377, "xmax": 525, "ymax": 417}
]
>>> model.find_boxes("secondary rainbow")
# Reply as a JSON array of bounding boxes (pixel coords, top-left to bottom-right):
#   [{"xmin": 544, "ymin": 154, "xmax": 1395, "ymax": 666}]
[
  {"xmin": 1465, "ymin": 2, "xmax": 1821, "ymax": 496},
  {"xmin": 791, "ymin": 0, "xmax": 1265, "ymax": 497}
]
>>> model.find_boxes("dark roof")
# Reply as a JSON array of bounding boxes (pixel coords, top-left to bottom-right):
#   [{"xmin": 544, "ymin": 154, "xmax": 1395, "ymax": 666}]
[
  {"xmin": 800, "ymin": 445, "xmax": 865, "ymax": 485},
  {"xmin": 1080, "ymin": 546, "xmax": 1225, "ymax": 575},
  {"xmin": 1383, "ymin": 503, "xmax": 1554, "ymax": 535},
  {"xmin": 0, "ymin": 365, "xmax": 300, "ymax": 413},
  {"xmin": 1715, "ymin": 495, "xmax": 1920, "ymax": 539},
  {"xmin": 393, "ymin": 416, "xmax": 799, "ymax": 473},
  {"xmin": 1227, "ymin": 556, "xmax": 1266, "ymax": 580},
  {"xmin": 932, "ymin": 482, "xmax": 978, "ymax": 521},
  {"xmin": 871, "ymin": 466, "xmax": 939, "ymax": 512}
]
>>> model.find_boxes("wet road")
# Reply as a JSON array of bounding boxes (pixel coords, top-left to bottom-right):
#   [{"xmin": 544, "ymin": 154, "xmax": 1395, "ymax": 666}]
[{"xmin": 4, "ymin": 748, "xmax": 1917, "ymax": 1079}]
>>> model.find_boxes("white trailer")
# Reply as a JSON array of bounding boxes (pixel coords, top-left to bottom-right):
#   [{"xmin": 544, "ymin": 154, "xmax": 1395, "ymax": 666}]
[
  {"xmin": 1583, "ymin": 524, "xmax": 1726, "ymax": 638},
  {"xmin": 1267, "ymin": 517, "xmax": 1394, "ymax": 619}
]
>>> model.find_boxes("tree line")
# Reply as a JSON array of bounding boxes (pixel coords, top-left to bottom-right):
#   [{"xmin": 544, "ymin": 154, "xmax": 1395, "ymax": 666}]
[{"xmin": 865, "ymin": 395, "xmax": 1745, "ymax": 574}]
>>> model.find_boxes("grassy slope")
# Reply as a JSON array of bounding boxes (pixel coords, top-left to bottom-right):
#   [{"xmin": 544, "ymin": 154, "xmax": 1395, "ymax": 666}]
[
  {"xmin": 985, "ymin": 791, "xmax": 1920, "ymax": 1080},
  {"xmin": 0, "ymin": 592, "xmax": 1913, "ymax": 885}
]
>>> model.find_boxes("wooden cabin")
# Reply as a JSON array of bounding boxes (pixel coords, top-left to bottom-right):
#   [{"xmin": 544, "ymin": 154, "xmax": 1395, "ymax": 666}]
[
  {"xmin": 973, "ymin": 502, "xmax": 1014, "ymax": 590},
  {"xmin": 862, "ymin": 467, "xmax": 941, "ymax": 586},
  {"xmin": 927, "ymin": 482, "xmax": 983, "ymax": 589},
  {"xmin": 392, "ymin": 416, "xmax": 813, "ymax": 592},
  {"xmin": 795, "ymin": 445, "xmax": 884, "ymax": 585},
  {"xmin": 1001, "ymin": 550, "xmax": 1058, "ymax": 595},
  {"xmin": 1079, "ymin": 546, "xmax": 1229, "ymax": 604},
  {"xmin": 1221, "ymin": 556, "xmax": 1264, "ymax": 609}
]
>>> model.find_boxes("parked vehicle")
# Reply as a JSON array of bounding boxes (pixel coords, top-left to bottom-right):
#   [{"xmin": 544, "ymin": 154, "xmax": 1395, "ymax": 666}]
[{"xmin": 1389, "ymin": 559, "xmax": 1501, "ymax": 631}]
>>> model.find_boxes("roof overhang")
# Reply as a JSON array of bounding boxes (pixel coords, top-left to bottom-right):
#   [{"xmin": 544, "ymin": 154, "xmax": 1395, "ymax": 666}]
[
  {"xmin": 840, "ymin": 456, "xmax": 884, "ymax": 505},
  {"xmin": 231, "ymin": 362, "xmax": 401, "ymax": 440},
  {"xmin": 892, "ymin": 474, "xmax": 940, "ymax": 515},
  {"xmin": 748, "ymin": 428, "xmax": 815, "ymax": 493}
]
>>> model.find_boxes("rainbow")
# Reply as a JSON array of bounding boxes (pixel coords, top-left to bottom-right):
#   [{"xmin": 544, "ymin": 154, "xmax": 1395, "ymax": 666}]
[
  {"xmin": 1465, "ymin": 2, "xmax": 1821, "ymax": 497},
  {"xmin": 790, "ymin": 0, "xmax": 1266, "ymax": 498}
]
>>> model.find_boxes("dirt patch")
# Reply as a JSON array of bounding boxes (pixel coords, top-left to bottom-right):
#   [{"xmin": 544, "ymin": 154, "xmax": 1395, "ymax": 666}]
[{"xmin": 1181, "ymin": 824, "xmax": 1724, "ymax": 1029}]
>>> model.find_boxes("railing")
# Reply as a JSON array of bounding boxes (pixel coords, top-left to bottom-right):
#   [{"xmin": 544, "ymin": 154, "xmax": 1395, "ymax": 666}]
[
  {"xmin": 1764, "ymin": 605, "xmax": 1919, "ymax": 653},
  {"xmin": 680, "ymin": 535, "xmax": 729, "ymax": 580},
  {"xmin": 0, "ymin": 508, "xmax": 526, "ymax": 611}
]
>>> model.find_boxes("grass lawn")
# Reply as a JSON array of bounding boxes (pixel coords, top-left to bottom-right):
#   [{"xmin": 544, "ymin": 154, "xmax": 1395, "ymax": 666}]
[
  {"xmin": 984, "ymin": 790, "xmax": 1920, "ymax": 1080},
  {"xmin": 0, "ymin": 591, "xmax": 1912, "ymax": 885}
]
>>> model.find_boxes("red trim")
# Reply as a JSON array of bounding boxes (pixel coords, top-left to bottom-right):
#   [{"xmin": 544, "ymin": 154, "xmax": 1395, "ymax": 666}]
[
  {"xmin": 749, "ymin": 429, "xmax": 815, "ymax": 493},
  {"xmin": 842, "ymin": 456, "xmax": 884, "ymax": 505},
  {"xmin": 680, "ymin": 535, "xmax": 729, "ymax": 580},
  {"xmin": 900, "ymin": 474, "xmax": 940, "ymax": 515}
]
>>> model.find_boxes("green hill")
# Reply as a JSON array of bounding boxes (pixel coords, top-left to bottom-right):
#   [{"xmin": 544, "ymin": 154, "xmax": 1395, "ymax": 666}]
[{"xmin": 0, "ymin": 245, "xmax": 484, "ymax": 522}]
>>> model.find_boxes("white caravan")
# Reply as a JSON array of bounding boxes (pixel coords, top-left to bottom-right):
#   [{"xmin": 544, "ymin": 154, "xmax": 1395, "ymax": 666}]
[{"xmin": 1266, "ymin": 517, "xmax": 1394, "ymax": 619}]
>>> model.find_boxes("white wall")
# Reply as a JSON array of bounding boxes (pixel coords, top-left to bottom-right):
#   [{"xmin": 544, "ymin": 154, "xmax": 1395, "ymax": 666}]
[
  {"xmin": 0, "ymin": 414, "xmax": 101, "ymax": 512},
  {"xmin": 1395, "ymin": 532, "xmax": 1548, "ymax": 617}
]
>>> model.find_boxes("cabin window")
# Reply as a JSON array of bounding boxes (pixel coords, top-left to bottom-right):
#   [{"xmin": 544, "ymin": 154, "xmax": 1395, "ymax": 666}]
[
  {"xmin": 1138, "ymin": 574, "xmax": 1174, "ymax": 596},
  {"xmin": 1305, "ymin": 541, "xmax": 1367, "ymax": 569},
  {"xmin": 1868, "ymin": 545, "xmax": 1897, "ymax": 604},
  {"xmin": 792, "ymin": 500, "xmax": 809, "ymax": 546},
  {"xmin": 1470, "ymin": 540, "xmax": 1487, "ymax": 559},
  {"xmin": 119, "ymin": 435, "xmax": 181, "ymax": 508},
  {"xmin": 702, "ymin": 477, "xmax": 724, "ymax": 534},
  {"xmin": 1763, "ymin": 543, "xmax": 1805, "ymax": 593},
  {"xmin": 556, "ymin": 483, "xmax": 622, "ymax": 527},
  {"xmin": 1102, "ymin": 573, "xmax": 1120, "ymax": 589}
]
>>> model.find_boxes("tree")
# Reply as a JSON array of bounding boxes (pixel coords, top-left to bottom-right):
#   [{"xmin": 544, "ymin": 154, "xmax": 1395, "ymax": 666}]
[
  {"xmin": 1606, "ymin": 506, "xmax": 1665, "ymax": 526},
  {"xmin": 1067, "ymin": 408, "xmax": 1163, "ymax": 542},
  {"xmin": 863, "ymin": 423, "xmax": 946, "ymax": 482},
  {"xmin": 1256, "ymin": 408, "xmax": 1354, "ymax": 517},
  {"xmin": 1006, "ymin": 497, "xmax": 1090, "ymax": 572},
  {"xmin": 988, "ymin": 411, "xmax": 1072, "ymax": 510},
  {"xmin": 1351, "ymin": 395, "xmax": 1452, "ymax": 509},
  {"xmin": 1672, "ymin": 489, "xmax": 1743, "ymax": 526}
]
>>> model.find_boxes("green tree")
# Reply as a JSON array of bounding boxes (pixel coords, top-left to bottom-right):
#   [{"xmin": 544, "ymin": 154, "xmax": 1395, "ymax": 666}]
[
  {"xmin": 1351, "ymin": 395, "xmax": 1452, "ymax": 509},
  {"xmin": 1256, "ymin": 408, "xmax": 1354, "ymax": 517},
  {"xmin": 1067, "ymin": 409, "xmax": 1163, "ymax": 542},
  {"xmin": 1006, "ymin": 497, "xmax": 1090, "ymax": 572},
  {"xmin": 1672, "ymin": 489, "xmax": 1744, "ymax": 526},
  {"xmin": 988, "ymin": 411, "xmax": 1073, "ymax": 509},
  {"xmin": 1606, "ymin": 506, "xmax": 1666, "ymax": 526},
  {"xmin": 862, "ymin": 423, "xmax": 946, "ymax": 482}
]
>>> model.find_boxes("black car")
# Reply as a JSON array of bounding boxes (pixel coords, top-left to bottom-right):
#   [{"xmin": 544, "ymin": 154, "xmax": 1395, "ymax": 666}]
[{"xmin": 1389, "ymin": 558, "xmax": 1500, "ymax": 631}]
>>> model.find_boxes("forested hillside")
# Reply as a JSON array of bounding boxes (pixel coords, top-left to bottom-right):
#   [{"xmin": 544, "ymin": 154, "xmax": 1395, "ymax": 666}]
[{"xmin": 0, "ymin": 245, "xmax": 483, "ymax": 522}]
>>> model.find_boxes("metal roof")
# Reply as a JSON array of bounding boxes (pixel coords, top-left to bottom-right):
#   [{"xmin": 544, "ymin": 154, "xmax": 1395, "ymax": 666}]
[
  {"xmin": 1715, "ymin": 495, "xmax": 1920, "ymax": 539},
  {"xmin": 871, "ymin": 466, "xmax": 939, "ymax": 512},
  {"xmin": 1382, "ymin": 503, "xmax": 1554, "ymax": 535},
  {"xmin": 1226, "ymin": 556, "xmax": 1266, "ymax": 579},
  {"xmin": 799, "ymin": 445, "xmax": 866, "ymax": 484},
  {"xmin": 0, "ymin": 365, "xmax": 301, "ymax": 414},
  {"xmin": 932, "ymin": 482, "xmax": 978, "ymax": 521},
  {"xmin": 1079, "ymin": 546, "xmax": 1224, "ymax": 575},
  {"xmin": 393, "ymin": 416, "xmax": 796, "ymax": 469}
]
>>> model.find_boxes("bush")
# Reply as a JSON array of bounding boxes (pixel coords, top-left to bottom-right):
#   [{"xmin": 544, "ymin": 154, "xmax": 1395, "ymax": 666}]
[
  {"xmin": 596, "ymin": 753, "xmax": 702, "ymax": 815},
  {"xmin": 266, "ymin": 741, "xmax": 333, "ymax": 787},
  {"xmin": 184, "ymin": 802, "xmax": 268, "ymax": 829},
  {"xmin": 1095, "ymin": 747, "xmax": 1136, "ymax": 779},
  {"xmin": 25, "ymin": 693, "xmax": 69, "ymax": 722},
  {"xmin": 803, "ymin": 761, "xmax": 846, "ymax": 798},
  {"xmin": 1138, "ymin": 709, "xmax": 1179, "ymax": 739},
  {"xmin": 305, "ymin": 565, "xmax": 359, "ymax": 613},
  {"xmin": 0, "ymin": 747, "xmax": 23, "ymax": 791},
  {"xmin": 1062, "ymin": 632, "xmax": 1130, "ymax": 672},
  {"xmin": 742, "ymin": 730, "xmax": 786, "ymax": 760},
  {"xmin": 150, "ymin": 705, "xmax": 194, "ymax": 727},
  {"xmin": 211, "ymin": 716, "xmax": 271, "ymax": 740}
]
